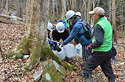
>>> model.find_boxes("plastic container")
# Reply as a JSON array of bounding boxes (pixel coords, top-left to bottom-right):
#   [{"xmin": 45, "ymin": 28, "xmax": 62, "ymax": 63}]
[
  {"xmin": 52, "ymin": 47, "xmax": 66, "ymax": 60},
  {"xmin": 64, "ymin": 44, "xmax": 76, "ymax": 58},
  {"xmin": 75, "ymin": 43, "xmax": 82, "ymax": 57}
]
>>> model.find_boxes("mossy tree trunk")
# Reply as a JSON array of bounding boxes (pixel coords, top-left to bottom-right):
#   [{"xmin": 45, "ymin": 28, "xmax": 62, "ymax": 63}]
[
  {"xmin": 17, "ymin": 0, "xmax": 50, "ymax": 70},
  {"xmin": 16, "ymin": 0, "xmax": 74, "ymax": 71}
]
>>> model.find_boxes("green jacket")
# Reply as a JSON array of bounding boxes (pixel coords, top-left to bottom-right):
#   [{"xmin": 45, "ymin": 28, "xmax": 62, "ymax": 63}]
[
  {"xmin": 64, "ymin": 18, "xmax": 70, "ymax": 28},
  {"xmin": 93, "ymin": 17, "xmax": 112, "ymax": 52}
]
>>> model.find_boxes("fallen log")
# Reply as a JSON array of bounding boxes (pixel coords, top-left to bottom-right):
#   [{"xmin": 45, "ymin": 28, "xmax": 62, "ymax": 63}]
[{"xmin": 0, "ymin": 14, "xmax": 24, "ymax": 25}]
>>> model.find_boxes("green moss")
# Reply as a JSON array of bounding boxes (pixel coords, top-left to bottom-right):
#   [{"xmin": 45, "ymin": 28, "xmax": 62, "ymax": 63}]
[
  {"xmin": 6, "ymin": 53, "xmax": 19, "ymax": 59},
  {"xmin": 44, "ymin": 47, "xmax": 60, "ymax": 62},
  {"xmin": 40, "ymin": 45, "xmax": 74, "ymax": 71},
  {"xmin": 26, "ymin": 40, "xmax": 41, "ymax": 70},
  {"xmin": 42, "ymin": 60, "xmax": 65, "ymax": 82},
  {"xmin": 17, "ymin": 36, "xmax": 74, "ymax": 73},
  {"xmin": 24, "ymin": 65, "xmax": 30, "ymax": 72},
  {"xmin": 61, "ymin": 61, "xmax": 75, "ymax": 71},
  {"xmin": 17, "ymin": 37, "xmax": 30, "ymax": 54}
]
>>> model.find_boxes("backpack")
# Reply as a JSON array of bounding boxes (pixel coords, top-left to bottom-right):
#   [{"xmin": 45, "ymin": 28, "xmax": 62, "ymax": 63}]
[{"xmin": 78, "ymin": 20, "xmax": 93, "ymax": 40}]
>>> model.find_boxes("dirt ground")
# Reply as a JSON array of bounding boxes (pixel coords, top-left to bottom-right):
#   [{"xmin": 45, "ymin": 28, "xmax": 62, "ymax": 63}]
[{"xmin": 0, "ymin": 23, "xmax": 124, "ymax": 82}]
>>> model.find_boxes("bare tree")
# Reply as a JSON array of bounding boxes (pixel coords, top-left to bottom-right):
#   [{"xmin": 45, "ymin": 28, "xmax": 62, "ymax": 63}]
[
  {"xmin": 119, "ymin": 0, "xmax": 124, "ymax": 31},
  {"xmin": 5, "ymin": 0, "xmax": 9, "ymax": 16},
  {"xmin": 0, "ymin": 0, "xmax": 4, "ymax": 13},
  {"xmin": 112, "ymin": 0, "xmax": 118, "ymax": 43},
  {"xmin": 16, "ymin": 0, "xmax": 72, "ymax": 71},
  {"xmin": 16, "ymin": 0, "xmax": 22, "ymax": 17},
  {"xmin": 17, "ymin": 0, "xmax": 50, "ymax": 70},
  {"xmin": 108, "ymin": 0, "xmax": 112, "ymax": 22},
  {"xmin": 86, "ymin": 0, "xmax": 91, "ymax": 22},
  {"xmin": 60, "ymin": 0, "xmax": 66, "ymax": 20}
]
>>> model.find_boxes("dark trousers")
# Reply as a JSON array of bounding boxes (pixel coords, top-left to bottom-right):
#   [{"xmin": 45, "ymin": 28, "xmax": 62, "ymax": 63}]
[
  {"xmin": 82, "ymin": 46, "xmax": 86, "ymax": 60},
  {"xmin": 83, "ymin": 49, "xmax": 115, "ymax": 79}
]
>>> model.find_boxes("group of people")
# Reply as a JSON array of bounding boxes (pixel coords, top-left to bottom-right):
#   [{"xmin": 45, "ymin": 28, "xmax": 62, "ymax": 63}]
[{"xmin": 47, "ymin": 7, "xmax": 115, "ymax": 82}]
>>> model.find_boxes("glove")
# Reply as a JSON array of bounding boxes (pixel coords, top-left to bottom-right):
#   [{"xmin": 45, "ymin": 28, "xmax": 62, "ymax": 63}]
[
  {"xmin": 88, "ymin": 44, "xmax": 92, "ymax": 49},
  {"xmin": 85, "ymin": 47, "xmax": 92, "ymax": 56}
]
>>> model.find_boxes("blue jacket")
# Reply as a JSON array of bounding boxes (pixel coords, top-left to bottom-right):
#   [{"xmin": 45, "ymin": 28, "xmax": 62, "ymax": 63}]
[{"xmin": 63, "ymin": 17, "xmax": 92, "ymax": 46}]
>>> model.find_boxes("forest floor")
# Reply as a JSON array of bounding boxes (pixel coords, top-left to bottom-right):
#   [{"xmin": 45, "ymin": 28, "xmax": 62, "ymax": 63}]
[{"xmin": 0, "ymin": 23, "xmax": 124, "ymax": 82}]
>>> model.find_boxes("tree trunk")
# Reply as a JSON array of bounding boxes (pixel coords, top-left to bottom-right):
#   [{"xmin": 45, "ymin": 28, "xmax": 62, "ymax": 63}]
[
  {"xmin": 60, "ymin": 0, "xmax": 66, "ymax": 20},
  {"xmin": 5, "ymin": 0, "xmax": 9, "ymax": 16},
  {"xmin": 71, "ymin": 0, "xmax": 75, "ymax": 10},
  {"xmin": 0, "ymin": 0, "xmax": 4, "ymax": 13},
  {"xmin": 16, "ymin": 0, "xmax": 22, "ymax": 18},
  {"xmin": 112, "ymin": 0, "xmax": 117, "ymax": 43},
  {"xmin": 16, "ymin": 0, "xmax": 73, "ymax": 71},
  {"xmin": 119, "ymin": 0, "xmax": 124, "ymax": 31},
  {"xmin": 86, "ymin": 0, "xmax": 91, "ymax": 23},
  {"xmin": 17, "ymin": 0, "xmax": 50, "ymax": 70},
  {"xmin": 108, "ymin": 0, "xmax": 112, "ymax": 22}
]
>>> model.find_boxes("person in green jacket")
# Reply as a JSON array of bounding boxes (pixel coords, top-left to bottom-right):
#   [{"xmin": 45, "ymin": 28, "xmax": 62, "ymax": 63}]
[
  {"xmin": 82, "ymin": 7, "xmax": 115, "ymax": 82},
  {"xmin": 64, "ymin": 18, "xmax": 70, "ymax": 28}
]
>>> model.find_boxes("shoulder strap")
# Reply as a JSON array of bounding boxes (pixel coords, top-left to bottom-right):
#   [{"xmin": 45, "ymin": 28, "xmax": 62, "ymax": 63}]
[{"xmin": 77, "ymin": 19, "xmax": 89, "ymax": 31}]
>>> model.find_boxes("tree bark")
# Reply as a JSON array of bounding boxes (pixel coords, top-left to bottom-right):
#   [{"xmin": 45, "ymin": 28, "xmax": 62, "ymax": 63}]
[
  {"xmin": 17, "ymin": 0, "xmax": 50, "ymax": 70},
  {"xmin": 108, "ymin": 0, "xmax": 112, "ymax": 22},
  {"xmin": 119, "ymin": 0, "xmax": 124, "ymax": 31},
  {"xmin": 60, "ymin": 0, "xmax": 66, "ymax": 20},
  {"xmin": 5, "ymin": 0, "xmax": 9, "ymax": 16},
  {"xmin": 0, "ymin": 0, "xmax": 4, "ymax": 13},
  {"xmin": 86, "ymin": 0, "xmax": 91, "ymax": 23},
  {"xmin": 16, "ymin": 0, "xmax": 73, "ymax": 71},
  {"xmin": 16, "ymin": 0, "xmax": 22, "ymax": 18},
  {"xmin": 112, "ymin": 0, "xmax": 117, "ymax": 43}
]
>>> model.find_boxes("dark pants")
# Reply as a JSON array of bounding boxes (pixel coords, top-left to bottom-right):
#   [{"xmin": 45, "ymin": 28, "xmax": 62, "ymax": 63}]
[
  {"xmin": 83, "ymin": 49, "xmax": 115, "ymax": 79},
  {"xmin": 82, "ymin": 46, "xmax": 86, "ymax": 60},
  {"xmin": 82, "ymin": 46, "xmax": 91, "ymax": 62}
]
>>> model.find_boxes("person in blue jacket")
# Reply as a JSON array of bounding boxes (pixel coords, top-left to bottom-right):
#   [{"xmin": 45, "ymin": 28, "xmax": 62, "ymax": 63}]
[
  {"xmin": 61, "ymin": 10, "xmax": 92, "ymax": 47},
  {"xmin": 60, "ymin": 10, "xmax": 92, "ymax": 63}
]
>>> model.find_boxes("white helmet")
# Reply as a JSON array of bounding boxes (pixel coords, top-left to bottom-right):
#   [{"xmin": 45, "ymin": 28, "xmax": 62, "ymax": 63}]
[
  {"xmin": 48, "ymin": 22, "xmax": 53, "ymax": 31},
  {"xmin": 76, "ymin": 12, "xmax": 81, "ymax": 17},
  {"xmin": 65, "ymin": 10, "xmax": 76, "ymax": 20},
  {"xmin": 56, "ymin": 22, "xmax": 65, "ymax": 33}
]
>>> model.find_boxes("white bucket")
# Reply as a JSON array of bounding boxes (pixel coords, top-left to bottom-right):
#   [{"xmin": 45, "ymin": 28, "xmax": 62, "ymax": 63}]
[
  {"xmin": 75, "ymin": 43, "xmax": 82, "ymax": 57},
  {"xmin": 52, "ymin": 47, "xmax": 66, "ymax": 60},
  {"xmin": 64, "ymin": 44, "xmax": 76, "ymax": 58}
]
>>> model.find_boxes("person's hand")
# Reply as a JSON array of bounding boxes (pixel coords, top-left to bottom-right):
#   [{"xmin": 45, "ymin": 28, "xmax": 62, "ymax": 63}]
[
  {"xmin": 57, "ymin": 42, "xmax": 60, "ymax": 46},
  {"xmin": 59, "ymin": 42, "xmax": 64, "ymax": 47},
  {"xmin": 88, "ymin": 44, "xmax": 92, "ymax": 49},
  {"xmin": 85, "ymin": 47, "xmax": 92, "ymax": 56}
]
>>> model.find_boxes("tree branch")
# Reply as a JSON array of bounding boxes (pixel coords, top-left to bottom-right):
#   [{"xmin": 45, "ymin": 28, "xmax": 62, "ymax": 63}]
[{"xmin": 117, "ymin": 23, "xmax": 125, "ymax": 29}]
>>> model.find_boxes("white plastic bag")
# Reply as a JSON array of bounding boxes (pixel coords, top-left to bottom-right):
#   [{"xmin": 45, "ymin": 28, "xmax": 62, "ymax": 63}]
[
  {"xmin": 52, "ymin": 47, "xmax": 66, "ymax": 60},
  {"xmin": 64, "ymin": 44, "xmax": 76, "ymax": 58},
  {"xmin": 75, "ymin": 43, "xmax": 82, "ymax": 57}
]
